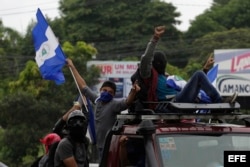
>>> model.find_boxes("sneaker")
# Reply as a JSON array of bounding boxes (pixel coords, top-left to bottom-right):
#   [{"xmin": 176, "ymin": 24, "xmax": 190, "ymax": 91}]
[{"xmin": 223, "ymin": 92, "xmax": 238, "ymax": 103}]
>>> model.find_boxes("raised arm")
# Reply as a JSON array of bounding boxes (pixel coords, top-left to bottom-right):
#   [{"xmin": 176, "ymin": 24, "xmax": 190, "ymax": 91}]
[
  {"xmin": 52, "ymin": 102, "xmax": 81, "ymax": 137},
  {"xmin": 140, "ymin": 26, "xmax": 166, "ymax": 78},
  {"xmin": 66, "ymin": 58, "xmax": 87, "ymax": 89},
  {"xmin": 126, "ymin": 80, "xmax": 140, "ymax": 106},
  {"xmin": 203, "ymin": 53, "xmax": 215, "ymax": 74}
]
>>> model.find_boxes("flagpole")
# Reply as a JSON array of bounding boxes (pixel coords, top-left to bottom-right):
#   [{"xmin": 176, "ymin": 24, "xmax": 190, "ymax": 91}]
[
  {"xmin": 69, "ymin": 67, "xmax": 89, "ymax": 113},
  {"xmin": 69, "ymin": 66, "xmax": 97, "ymax": 144}
]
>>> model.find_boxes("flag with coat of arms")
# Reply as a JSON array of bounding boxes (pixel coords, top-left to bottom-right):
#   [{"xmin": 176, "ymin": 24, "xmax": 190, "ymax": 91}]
[{"xmin": 32, "ymin": 8, "xmax": 66, "ymax": 85}]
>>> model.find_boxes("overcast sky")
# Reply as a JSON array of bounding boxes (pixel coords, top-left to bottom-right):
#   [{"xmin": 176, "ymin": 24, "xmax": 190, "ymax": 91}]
[{"xmin": 0, "ymin": 0, "xmax": 212, "ymax": 34}]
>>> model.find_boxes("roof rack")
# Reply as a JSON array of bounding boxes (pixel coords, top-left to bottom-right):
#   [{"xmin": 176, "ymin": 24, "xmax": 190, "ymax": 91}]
[
  {"xmin": 117, "ymin": 113, "xmax": 250, "ymax": 121},
  {"xmin": 168, "ymin": 102, "xmax": 240, "ymax": 110},
  {"xmin": 118, "ymin": 102, "xmax": 248, "ymax": 121}
]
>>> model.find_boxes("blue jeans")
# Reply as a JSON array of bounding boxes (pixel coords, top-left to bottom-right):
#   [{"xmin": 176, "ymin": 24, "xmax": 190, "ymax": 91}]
[{"xmin": 175, "ymin": 71, "xmax": 222, "ymax": 103}]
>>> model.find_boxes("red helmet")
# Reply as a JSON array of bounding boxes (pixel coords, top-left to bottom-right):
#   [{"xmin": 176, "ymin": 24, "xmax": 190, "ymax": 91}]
[{"xmin": 40, "ymin": 133, "xmax": 61, "ymax": 154}]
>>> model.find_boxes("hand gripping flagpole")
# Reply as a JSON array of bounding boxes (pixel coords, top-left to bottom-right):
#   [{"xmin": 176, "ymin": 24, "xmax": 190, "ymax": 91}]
[
  {"xmin": 69, "ymin": 66, "xmax": 97, "ymax": 144},
  {"xmin": 69, "ymin": 67, "xmax": 89, "ymax": 113}
]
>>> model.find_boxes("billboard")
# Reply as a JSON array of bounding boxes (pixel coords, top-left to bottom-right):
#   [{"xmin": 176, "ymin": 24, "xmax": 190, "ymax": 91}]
[
  {"xmin": 214, "ymin": 49, "xmax": 250, "ymax": 96},
  {"xmin": 87, "ymin": 61, "xmax": 139, "ymax": 98}
]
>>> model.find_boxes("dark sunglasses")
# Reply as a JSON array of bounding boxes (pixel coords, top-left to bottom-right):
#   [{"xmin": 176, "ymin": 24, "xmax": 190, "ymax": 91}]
[{"xmin": 68, "ymin": 117, "xmax": 86, "ymax": 127}]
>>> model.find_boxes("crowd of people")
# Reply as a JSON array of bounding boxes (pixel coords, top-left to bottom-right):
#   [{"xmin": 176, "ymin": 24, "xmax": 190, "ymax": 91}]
[{"xmin": 31, "ymin": 25, "xmax": 238, "ymax": 167}]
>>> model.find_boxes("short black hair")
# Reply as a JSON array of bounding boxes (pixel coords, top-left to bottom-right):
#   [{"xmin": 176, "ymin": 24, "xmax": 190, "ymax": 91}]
[{"xmin": 101, "ymin": 80, "xmax": 116, "ymax": 93}]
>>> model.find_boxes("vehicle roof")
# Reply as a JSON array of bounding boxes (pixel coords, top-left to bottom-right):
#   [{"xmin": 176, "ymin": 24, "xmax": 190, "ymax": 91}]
[
  {"xmin": 121, "ymin": 121, "xmax": 250, "ymax": 135},
  {"xmin": 116, "ymin": 102, "xmax": 250, "ymax": 135}
]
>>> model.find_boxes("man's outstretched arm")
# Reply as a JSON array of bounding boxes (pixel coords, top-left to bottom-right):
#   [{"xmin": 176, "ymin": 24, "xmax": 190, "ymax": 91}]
[{"xmin": 66, "ymin": 58, "xmax": 87, "ymax": 90}]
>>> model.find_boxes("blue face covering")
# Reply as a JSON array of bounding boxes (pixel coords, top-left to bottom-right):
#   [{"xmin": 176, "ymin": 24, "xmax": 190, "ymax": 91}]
[{"xmin": 95, "ymin": 91, "xmax": 113, "ymax": 103}]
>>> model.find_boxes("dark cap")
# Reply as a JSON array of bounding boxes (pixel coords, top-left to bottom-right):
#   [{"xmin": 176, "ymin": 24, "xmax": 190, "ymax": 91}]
[{"xmin": 67, "ymin": 110, "xmax": 86, "ymax": 124}]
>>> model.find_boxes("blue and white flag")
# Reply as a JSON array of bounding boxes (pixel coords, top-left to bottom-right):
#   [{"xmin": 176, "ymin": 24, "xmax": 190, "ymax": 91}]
[
  {"xmin": 207, "ymin": 64, "xmax": 219, "ymax": 86},
  {"xmin": 86, "ymin": 98, "xmax": 97, "ymax": 144},
  {"xmin": 32, "ymin": 8, "xmax": 66, "ymax": 85},
  {"xmin": 166, "ymin": 75, "xmax": 187, "ymax": 91},
  {"xmin": 75, "ymin": 95, "xmax": 96, "ymax": 144}
]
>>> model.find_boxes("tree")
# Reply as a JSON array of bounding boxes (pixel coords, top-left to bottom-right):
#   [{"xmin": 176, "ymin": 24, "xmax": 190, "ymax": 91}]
[
  {"xmin": 185, "ymin": 0, "xmax": 250, "ymax": 41},
  {"xmin": 58, "ymin": 0, "xmax": 182, "ymax": 60},
  {"xmin": 0, "ymin": 92, "xmax": 62, "ymax": 166},
  {"xmin": 0, "ymin": 21, "xmax": 27, "ymax": 99},
  {"xmin": 213, "ymin": 0, "xmax": 231, "ymax": 5},
  {"xmin": 0, "ymin": 21, "xmax": 24, "ymax": 79},
  {"xmin": 192, "ymin": 28, "xmax": 250, "ymax": 55},
  {"xmin": 186, "ymin": 28, "xmax": 250, "ymax": 75}
]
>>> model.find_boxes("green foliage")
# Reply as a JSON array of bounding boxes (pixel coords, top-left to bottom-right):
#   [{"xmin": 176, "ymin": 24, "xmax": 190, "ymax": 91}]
[
  {"xmin": 166, "ymin": 60, "xmax": 205, "ymax": 80},
  {"xmin": 191, "ymin": 28, "xmax": 250, "ymax": 65},
  {"xmin": 0, "ymin": 22, "xmax": 24, "ymax": 80},
  {"xmin": 185, "ymin": 0, "xmax": 250, "ymax": 41},
  {"xmin": 19, "ymin": 21, "xmax": 36, "ymax": 58},
  {"xmin": 62, "ymin": 41, "xmax": 100, "ymax": 87},
  {"xmin": 214, "ymin": 0, "xmax": 231, "ymax": 5},
  {"xmin": 8, "ymin": 61, "xmax": 49, "ymax": 96},
  {"xmin": 0, "ymin": 27, "xmax": 23, "ymax": 55},
  {"xmin": 58, "ymin": 0, "xmax": 181, "ymax": 60},
  {"xmin": 0, "ymin": 79, "xmax": 11, "ymax": 98},
  {"xmin": 64, "ymin": 41, "xmax": 97, "ymax": 60},
  {"xmin": 214, "ymin": 0, "xmax": 250, "ymax": 29},
  {"xmin": 0, "ymin": 128, "xmax": 5, "ymax": 160},
  {"xmin": 0, "ymin": 92, "xmax": 61, "ymax": 166},
  {"xmin": 122, "ymin": 56, "xmax": 140, "ymax": 61},
  {"xmin": 184, "ymin": 59, "xmax": 204, "ymax": 78}
]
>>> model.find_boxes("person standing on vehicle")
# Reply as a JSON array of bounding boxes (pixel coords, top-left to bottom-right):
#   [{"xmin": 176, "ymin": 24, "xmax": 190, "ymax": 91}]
[
  {"xmin": 137, "ymin": 25, "xmax": 237, "ymax": 109},
  {"xmin": 65, "ymin": 58, "xmax": 140, "ymax": 160},
  {"xmin": 54, "ymin": 109, "xmax": 89, "ymax": 167}
]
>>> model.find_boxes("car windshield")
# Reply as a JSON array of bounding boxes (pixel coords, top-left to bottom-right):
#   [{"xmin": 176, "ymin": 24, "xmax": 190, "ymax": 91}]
[{"xmin": 156, "ymin": 134, "xmax": 250, "ymax": 167}]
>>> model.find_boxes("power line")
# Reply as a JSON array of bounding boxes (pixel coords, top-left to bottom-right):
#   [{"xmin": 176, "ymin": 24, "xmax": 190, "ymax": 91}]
[
  {"xmin": 0, "ymin": 8, "xmax": 58, "ymax": 16},
  {"xmin": 0, "ymin": 1, "xmax": 58, "ymax": 16},
  {"xmin": 0, "ymin": 1, "xmax": 58, "ymax": 12},
  {"xmin": 0, "ymin": 0, "xmax": 213, "ymax": 17},
  {"xmin": 168, "ymin": 2, "xmax": 212, "ymax": 8}
]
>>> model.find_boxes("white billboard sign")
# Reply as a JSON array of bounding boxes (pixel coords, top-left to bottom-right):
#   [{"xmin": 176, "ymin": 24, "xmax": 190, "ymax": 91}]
[
  {"xmin": 87, "ymin": 61, "xmax": 139, "ymax": 98},
  {"xmin": 214, "ymin": 49, "xmax": 250, "ymax": 96},
  {"xmin": 87, "ymin": 61, "xmax": 138, "ymax": 77}
]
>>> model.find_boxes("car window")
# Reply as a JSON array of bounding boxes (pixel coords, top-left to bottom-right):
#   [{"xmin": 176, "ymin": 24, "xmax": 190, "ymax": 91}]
[
  {"xmin": 232, "ymin": 136, "xmax": 250, "ymax": 150},
  {"xmin": 156, "ymin": 134, "xmax": 250, "ymax": 167}
]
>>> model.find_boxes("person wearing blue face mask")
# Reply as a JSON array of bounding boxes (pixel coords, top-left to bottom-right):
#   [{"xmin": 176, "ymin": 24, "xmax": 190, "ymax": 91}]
[
  {"xmin": 94, "ymin": 83, "xmax": 116, "ymax": 103},
  {"xmin": 66, "ymin": 58, "xmax": 140, "ymax": 161}
]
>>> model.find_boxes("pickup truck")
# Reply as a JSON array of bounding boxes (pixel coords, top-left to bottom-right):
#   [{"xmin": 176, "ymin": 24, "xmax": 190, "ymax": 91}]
[{"xmin": 99, "ymin": 102, "xmax": 250, "ymax": 167}]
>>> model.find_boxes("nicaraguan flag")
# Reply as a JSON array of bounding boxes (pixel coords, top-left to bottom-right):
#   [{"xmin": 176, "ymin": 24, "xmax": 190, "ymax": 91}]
[
  {"xmin": 75, "ymin": 95, "xmax": 96, "ymax": 144},
  {"xmin": 32, "ymin": 8, "xmax": 66, "ymax": 85},
  {"xmin": 207, "ymin": 64, "xmax": 219, "ymax": 86},
  {"xmin": 86, "ymin": 98, "xmax": 97, "ymax": 144}
]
